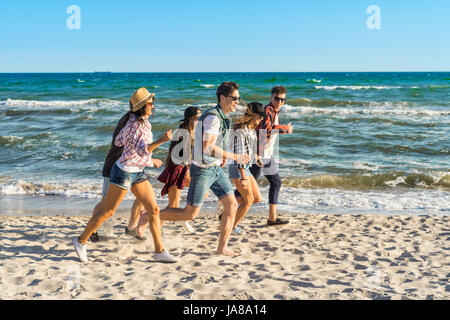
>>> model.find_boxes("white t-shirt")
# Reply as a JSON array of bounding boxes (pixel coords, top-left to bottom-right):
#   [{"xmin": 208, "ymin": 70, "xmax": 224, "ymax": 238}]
[
  {"xmin": 192, "ymin": 114, "xmax": 222, "ymax": 167},
  {"xmin": 263, "ymin": 113, "xmax": 279, "ymax": 159}
]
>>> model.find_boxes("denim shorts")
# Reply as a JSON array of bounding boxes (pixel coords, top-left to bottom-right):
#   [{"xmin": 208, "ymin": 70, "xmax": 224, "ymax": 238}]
[
  {"xmin": 102, "ymin": 177, "xmax": 110, "ymax": 197},
  {"xmin": 109, "ymin": 163, "xmax": 149, "ymax": 190},
  {"xmin": 228, "ymin": 163, "xmax": 251, "ymax": 179},
  {"xmin": 187, "ymin": 164, "xmax": 234, "ymax": 207}
]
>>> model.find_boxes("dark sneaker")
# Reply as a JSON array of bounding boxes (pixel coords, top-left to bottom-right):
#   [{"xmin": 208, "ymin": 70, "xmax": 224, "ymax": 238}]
[
  {"xmin": 89, "ymin": 232, "xmax": 100, "ymax": 242},
  {"xmin": 125, "ymin": 226, "xmax": 137, "ymax": 236},
  {"xmin": 125, "ymin": 226, "xmax": 147, "ymax": 241},
  {"xmin": 267, "ymin": 218, "xmax": 290, "ymax": 226}
]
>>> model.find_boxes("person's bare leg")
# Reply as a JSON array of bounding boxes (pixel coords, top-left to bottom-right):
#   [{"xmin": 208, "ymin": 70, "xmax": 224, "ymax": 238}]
[
  {"xmin": 167, "ymin": 186, "xmax": 181, "ymax": 208},
  {"xmin": 216, "ymin": 193, "xmax": 239, "ymax": 256},
  {"xmin": 269, "ymin": 204, "xmax": 277, "ymax": 222},
  {"xmin": 92, "ymin": 198, "xmax": 105, "ymax": 218},
  {"xmin": 131, "ymin": 181, "xmax": 163, "ymax": 253},
  {"xmin": 78, "ymin": 185, "xmax": 128, "ymax": 244},
  {"xmin": 250, "ymin": 175, "xmax": 262, "ymax": 204},
  {"xmin": 159, "ymin": 204, "xmax": 201, "ymax": 221},
  {"xmin": 128, "ymin": 198, "xmax": 144, "ymax": 231},
  {"xmin": 231, "ymin": 178, "xmax": 253, "ymax": 229}
]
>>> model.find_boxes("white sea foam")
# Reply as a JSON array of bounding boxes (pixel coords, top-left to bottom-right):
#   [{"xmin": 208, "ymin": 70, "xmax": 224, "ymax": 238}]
[
  {"xmin": 315, "ymin": 85, "xmax": 402, "ymax": 90},
  {"xmin": 352, "ymin": 161, "xmax": 380, "ymax": 171},
  {"xmin": 2, "ymin": 178, "xmax": 449, "ymax": 215},
  {"xmin": 1, "ymin": 98, "xmax": 123, "ymax": 109},
  {"xmin": 274, "ymin": 187, "xmax": 450, "ymax": 215},
  {"xmin": 282, "ymin": 104, "xmax": 449, "ymax": 118},
  {"xmin": 200, "ymin": 84, "xmax": 216, "ymax": 88},
  {"xmin": 0, "ymin": 135, "xmax": 24, "ymax": 143},
  {"xmin": 192, "ymin": 102, "xmax": 217, "ymax": 108}
]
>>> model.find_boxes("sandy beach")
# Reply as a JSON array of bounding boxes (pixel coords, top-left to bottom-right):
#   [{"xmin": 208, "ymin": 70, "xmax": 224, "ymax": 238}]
[{"xmin": 0, "ymin": 213, "xmax": 449, "ymax": 300}]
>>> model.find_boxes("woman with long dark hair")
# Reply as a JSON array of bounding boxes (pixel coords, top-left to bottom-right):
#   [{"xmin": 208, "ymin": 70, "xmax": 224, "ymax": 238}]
[{"xmin": 158, "ymin": 107, "xmax": 201, "ymax": 232}]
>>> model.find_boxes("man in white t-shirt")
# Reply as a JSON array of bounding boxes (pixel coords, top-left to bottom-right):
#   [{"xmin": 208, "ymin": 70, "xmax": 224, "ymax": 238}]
[{"xmin": 160, "ymin": 82, "xmax": 249, "ymax": 257}]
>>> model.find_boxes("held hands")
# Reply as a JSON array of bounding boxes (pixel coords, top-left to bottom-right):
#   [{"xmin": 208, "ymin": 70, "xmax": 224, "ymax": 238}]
[
  {"xmin": 256, "ymin": 155, "xmax": 264, "ymax": 167},
  {"xmin": 152, "ymin": 158, "xmax": 163, "ymax": 168},
  {"xmin": 160, "ymin": 129, "xmax": 172, "ymax": 143}
]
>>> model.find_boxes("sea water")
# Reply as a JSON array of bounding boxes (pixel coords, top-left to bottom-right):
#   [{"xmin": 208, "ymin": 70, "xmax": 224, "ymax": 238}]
[{"xmin": 0, "ymin": 72, "xmax": 448, "ymax": 215}]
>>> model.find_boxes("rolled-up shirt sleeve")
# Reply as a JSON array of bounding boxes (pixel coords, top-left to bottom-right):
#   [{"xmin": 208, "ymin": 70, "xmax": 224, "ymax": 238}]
[{"xmin": 134, "ymin": 122, "xmax": 151, "ymax": 157}]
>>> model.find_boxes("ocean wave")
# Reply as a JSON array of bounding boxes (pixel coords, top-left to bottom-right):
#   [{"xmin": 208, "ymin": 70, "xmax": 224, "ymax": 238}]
[
  {"xmin": 306, "ymin": 79, "xmax": 322, "ymax": 83},
  {"xmin": 0, "ymin": 98, "xmax": 123, "ymax": 109},
  {"xmin": 281, "ymin": 104, "xmax": 449, "ymax": 118},
  {"xmin": 0, "ymin": 135, "xmax": 24, "ymax": 147},
  {"xmin": 2, "ymin": 177, "xmax": 448, "ymax": 215},
  {"xmin": 200, "ymin": 84, "xmax": 217, "ymax": 88},
  {"xmin": 0, "ymin": 180, "xmax": 102, "ymax": 198},
  {"xmin": 277, "ymin": 171, "xmax": 450, "ymax": 190},
  {"xmin": 277, "ymin": 187, "xmax": 450, "ymax": 214},
  {"xmin": 286, "ymin": 98, "xmax": 413, "ymax": 108},
  {"xmin": 315, "ymin": 85, "xmax": 402, "ymax": 90},
  {"xmin": 0, "ymin": 178, "xmax": 164, "ymax": 200}
]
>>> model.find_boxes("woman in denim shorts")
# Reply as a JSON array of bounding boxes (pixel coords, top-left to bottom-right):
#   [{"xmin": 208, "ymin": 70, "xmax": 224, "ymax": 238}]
[
  {"xmin": 73, "ymin": 88, "xmax": 178, "ymax": 264},
  {"xmin": 227, "ymin": 102, "xmax": 265, "ymax": 234}
]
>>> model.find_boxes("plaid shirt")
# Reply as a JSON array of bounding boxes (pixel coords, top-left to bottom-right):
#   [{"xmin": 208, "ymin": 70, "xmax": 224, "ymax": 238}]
[
  {"xmin": 230, "ymin": 127, "xmax": 257, "ymax": 169},
  {"xmin": 256, "ymin": 103, "xmax": 290, "ymax": 156},
  {"xmin": 114, "ymin": 114, "xmax": 153, "ymax": 171}
]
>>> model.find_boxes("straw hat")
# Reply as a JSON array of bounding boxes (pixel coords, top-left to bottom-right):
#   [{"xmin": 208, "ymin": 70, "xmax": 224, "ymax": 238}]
[{"xmin": 130, "ymin": 87, "xmax": 155, "ymax": 112}]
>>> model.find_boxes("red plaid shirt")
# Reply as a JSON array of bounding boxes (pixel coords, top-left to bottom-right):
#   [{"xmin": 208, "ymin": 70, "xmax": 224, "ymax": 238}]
[
  {"xmin": 114, "ymin": 115, "xmax": 153, "ymax": 171},
  {"xmin": 256, "ymin": 103, "xmax": 290, "ymax": 156}
]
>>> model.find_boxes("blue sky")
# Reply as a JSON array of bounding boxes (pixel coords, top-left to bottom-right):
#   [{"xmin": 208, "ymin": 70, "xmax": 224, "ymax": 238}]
[{"xmin": 0, "ymin": 0, "xmax": 449, "ymax": 72}]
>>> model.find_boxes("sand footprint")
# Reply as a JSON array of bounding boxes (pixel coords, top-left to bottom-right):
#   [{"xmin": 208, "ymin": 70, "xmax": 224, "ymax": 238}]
[{"xmin": 116, "ymin": 245, "xmax": 134, "ymax": 260}]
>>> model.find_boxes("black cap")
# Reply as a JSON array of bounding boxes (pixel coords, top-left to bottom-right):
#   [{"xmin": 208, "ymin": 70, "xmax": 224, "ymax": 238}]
[{"xmin": 247, "ymin": 102, "xmax": 265, "ymax": 117}]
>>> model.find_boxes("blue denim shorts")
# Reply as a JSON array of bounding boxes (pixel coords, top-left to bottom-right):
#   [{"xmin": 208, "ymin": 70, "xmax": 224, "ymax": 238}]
[
  {"xmin": 228, "ymin": 163, "xmax": 251, "ymax": 179},
  {"xmin": 187, "ymin": 164, "xmax": 234, "ymax": 207},
  {"xmin": 109, "ymin": 163, "xmax": 149, "ymax": 190}
]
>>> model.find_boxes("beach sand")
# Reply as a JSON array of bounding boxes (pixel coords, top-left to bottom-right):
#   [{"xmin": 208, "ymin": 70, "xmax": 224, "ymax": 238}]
[{"xmin": 0, "ymin": 213, "xmax": 449, "ymax": 300}]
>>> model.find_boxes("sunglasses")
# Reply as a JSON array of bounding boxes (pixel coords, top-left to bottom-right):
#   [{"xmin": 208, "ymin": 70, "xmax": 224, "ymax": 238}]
[
  {"xmin": 228, "ymin": 95, "xmax": 241, "ymax": 102},
  {"xmin": 273, "ymin": 96, "xmax": 286, "ymax": 103}
]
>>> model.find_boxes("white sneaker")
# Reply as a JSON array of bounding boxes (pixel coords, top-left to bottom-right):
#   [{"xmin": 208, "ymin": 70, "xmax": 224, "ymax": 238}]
[
  {"xmin": 215, "ymin": 202, "xmax": 224, "ymax": 221},
  {"xmin": 72, "ymin": 237, "xmax": 88, "ymax": 264},
  {"xmin": 180, "ymin": 221, "xmax": 194, "ymax": 233},
  {"xmin": 153, "ymin": 249, "xmax": 179, "ymax": 263}
]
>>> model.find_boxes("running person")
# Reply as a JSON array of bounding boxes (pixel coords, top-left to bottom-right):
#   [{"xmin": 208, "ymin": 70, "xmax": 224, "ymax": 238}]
[{"xmin": 72, "ymin": 87, "xmax": 178, "ymax": 263}]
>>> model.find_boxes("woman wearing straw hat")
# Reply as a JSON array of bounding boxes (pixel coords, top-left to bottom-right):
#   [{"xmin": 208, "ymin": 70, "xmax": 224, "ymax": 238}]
[{"xmin": 72, "ymin": 87, "xmax": 179, "ymax": 263}]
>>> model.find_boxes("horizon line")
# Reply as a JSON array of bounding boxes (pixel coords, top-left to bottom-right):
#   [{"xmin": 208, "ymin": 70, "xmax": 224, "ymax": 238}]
[{"xmin": 1, "ymin": 71, "xmax": 450, "ymax": 74}]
